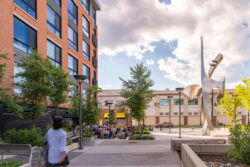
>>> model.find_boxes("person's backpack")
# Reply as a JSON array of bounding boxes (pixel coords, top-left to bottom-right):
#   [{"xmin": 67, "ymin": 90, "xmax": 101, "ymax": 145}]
[{"xmin": 42, "ymin": 134, "xmax": 49, "ymax": 162}]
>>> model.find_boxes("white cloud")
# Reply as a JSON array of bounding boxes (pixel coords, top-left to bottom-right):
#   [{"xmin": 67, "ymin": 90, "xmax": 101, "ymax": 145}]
[
  {"xmin": 103, "ymin": 84, "xmax": 112, "ymax": 89},
  {"xmin": 98, "ymin": 0, "xmax": 250, "ymax": 88},
  {"xmin": 146, "ymin": 59, "xmax": 155, "ymax": 66}
]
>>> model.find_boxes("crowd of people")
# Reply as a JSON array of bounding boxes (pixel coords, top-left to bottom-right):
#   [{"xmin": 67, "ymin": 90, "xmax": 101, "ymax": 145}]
[{"xmin": 86, "ymin": 125, "xmax": 134, "ymax": 139}]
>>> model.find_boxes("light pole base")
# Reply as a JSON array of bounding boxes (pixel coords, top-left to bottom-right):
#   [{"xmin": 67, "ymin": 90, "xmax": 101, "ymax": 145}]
[
  {"xmin": 178, "ymin": 136, "xmax": 182, "ymax": 138},
  {"xmin": 78, "ymin": 146, "xmax": 83, "ymax": 149}
]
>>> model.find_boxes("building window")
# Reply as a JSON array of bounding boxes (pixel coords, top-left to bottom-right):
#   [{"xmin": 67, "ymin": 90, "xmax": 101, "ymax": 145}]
[
  {"xmin": 79, "ymin": 0, "xmax": 89, "ymax": 14},
  {"xmin": 68, "ymin": 54, "xmax": 78, "ymax": 76},
  {"xmin": 238, "ymin": 112, "xmax": 241, "ymax": 115},
  {"xmin": 14, "ymin": 0, "xmax": 36, "ymax": 18},
  {"xmin": 194, "ymin": 112, "xmax": 198, "ymax": 115},
  {"xmin": 68, "ymin": 25, "xmax": 78, "ymax": 51},
  {"xmin": 165, "ymin": 113, "xmax": 169, "ymax": 115},
  {"xmin": 92, "ymin": 8, "xmax": 96, "ymax": 24},
  {"xmin": 68, "ymin": 85, "xmax": 77, "ymax": 98},
  {"xmin": 47, "ymin": 40, "xmax": 61, "ymax": 66},
  {"xmin": 82, "ymin": 15, "xmax": 90, "ymax": 38},
  {"xmin": 54, "ymin": 0, "xmax": 61, "ymax": 6},
  {"xmin": 14, "ymin": 17, "xmax": 37, "ymax": 54},
  {"xmin": 181, "ymin": 112, "xmax": 183, "ymax": 115},
  {"xmin": 188, "ymin": 112, "xmax": 192, "ymax": 115},
  {"xmin": 68, "ymin": 0, "xmax": 78, "ymax": 24},
  {"xmin": 160, "ymin": 113, "xmax": 163, "ymax": 116},
  {"xmin": 14, "ymin": 63, "xmax": 24, "ymax": 94},
  {"xmin": 188, "ymin": 98, "xmax": 198, "ymax": 105},
  {"xmin": 160, "ymin": 99, "xmax": 169, "ymax": 106},
  {"xmin": 174, "ymin": 112, "xmax": 178, "ymax": 115},
  {"xmin": 174, "ymin": 99, "xmax": 184, "ymax": 105},
  {"xmin": 47, "ymin": 5, "xmax": 61, "ymax": 38},
  {"xmin": 82, "ymin": 64, "xmax": 90, "ymax": 84},
  {"xmin": 82, "ymin": 40, "xmax": 90, "ymax": 61}
]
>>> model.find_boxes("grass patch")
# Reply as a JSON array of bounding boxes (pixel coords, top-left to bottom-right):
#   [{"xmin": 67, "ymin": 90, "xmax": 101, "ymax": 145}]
[
  {"xmin": 129, "ymin": 135, "xmax": 155, "ymax": 140},
  {"xmin": 0, "ymin": 161, "xmax": 24, "ymax": 167}
]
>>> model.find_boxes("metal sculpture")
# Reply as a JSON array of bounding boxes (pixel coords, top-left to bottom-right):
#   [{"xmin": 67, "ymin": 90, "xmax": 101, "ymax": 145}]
[{"xmin": 183, "ymin": 36, "xmax": 225, "ymax": 135}]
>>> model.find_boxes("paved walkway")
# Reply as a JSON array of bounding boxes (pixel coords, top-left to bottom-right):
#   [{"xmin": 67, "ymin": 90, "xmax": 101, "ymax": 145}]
[{"xmin": 69, "ymin": 139, "xmax": 182, "ymax": 167}]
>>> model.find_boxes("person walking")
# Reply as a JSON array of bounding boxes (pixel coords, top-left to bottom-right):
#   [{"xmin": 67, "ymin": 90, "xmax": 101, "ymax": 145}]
[{"xmin": 46, "ymin": 115, "xmax": 70, "ymax": 167}]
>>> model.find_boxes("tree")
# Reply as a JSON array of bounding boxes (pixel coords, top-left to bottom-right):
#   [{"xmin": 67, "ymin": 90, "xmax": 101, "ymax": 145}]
[
  {"xmin": 234, "ymin": 78, "xmax": 250, "ymax": 111},
  {"xmin": 218, "ymin": 91, "xmax": 242, "ymax": 125},
  {"xmin": 48, "ymin": 63, "xmax": 72, "ymax": 115},
  {"xmin": 15, "ymin": 50, "xmax": 52, "ymax": 128},
  {"xmin": 120, "ymin": 63, "xmax": 154, "ymax": 136},
  {"xmin": 70, "ymin": 86, "xmax": 102, "ymax": 126},
  {"xmin": 106, "ymin": 109, "xmax": 117, "ymax": 127},
  {"xmin": 0, "ymin": 53, "xmax": 22, "ymax": 116}
]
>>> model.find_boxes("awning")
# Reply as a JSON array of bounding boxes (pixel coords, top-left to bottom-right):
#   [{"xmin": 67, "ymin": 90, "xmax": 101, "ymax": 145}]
[
  {"xmin": 104, "ymin": 113, "xmax": 126, "ymax": 118},
  {"xmin": 116, "ymin": 113, "xmax": 125, "ymax": 118}
]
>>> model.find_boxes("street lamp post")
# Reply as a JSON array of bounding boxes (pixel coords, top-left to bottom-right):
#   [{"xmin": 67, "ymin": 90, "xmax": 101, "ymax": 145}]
[
  {"xmin": 232, "ymin": 94, "xmax": 238, "ymax": 126},
  {"xmin": 105, "ymin": 100, "xmax": 113, "ymax": 126},
  {"xmin": 74, "ymin": 74, "xmax": 87, "ymax": 150},
  {"xmin": 168, "ymin": 96, "xmax": 173, "ymax": 134},
  {"xmin": 176, "ymin": 88, "xmax": 184, "ymax": 138}
]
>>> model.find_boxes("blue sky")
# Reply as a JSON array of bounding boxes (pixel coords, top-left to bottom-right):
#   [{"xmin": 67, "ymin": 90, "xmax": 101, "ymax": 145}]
[{"xmin": 97, "ymin": 0, "xmax": 250, "ymax": 90}]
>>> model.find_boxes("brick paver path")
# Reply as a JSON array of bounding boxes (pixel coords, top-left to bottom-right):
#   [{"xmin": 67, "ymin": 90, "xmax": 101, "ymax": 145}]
[{"xmin": 69, "ymin": 139, "xmax": 182, "ymax": 167}]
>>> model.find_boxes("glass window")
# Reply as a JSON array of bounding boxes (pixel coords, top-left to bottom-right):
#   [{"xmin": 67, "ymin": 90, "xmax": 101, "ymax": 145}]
[
  {"xmin": 82, "ymin": 40, "xmax": 90, "ymax": 61},
  {"xmin": 188, "ymin": 98, "xmax": 198, "ymax": 105},
  {"xmin": 47, "ymin": 40, "xmax": 61, "ymax": 66},
  {"xmin": 68, "ymin": 0, "xmax": 78, "ymax": 24},
  {"xmin": 68, "ymin": 54, "xmax": 78, "ymax": 76},
  {"xmin": 47, "ymin": 5, "xmax": 61, "ymax": 38},
  {"xmin": 92, "ymin": 8, "xmax": 96, "ymax": 24},
  {"xmin": 160, "ymin": 99, "xmax": 169, "ymax": 106},
  {"xmin": 14, "ymin": 63, "xmax": 24, "ymax": 94},
  {"xmin": 82, "ymin": 64, "xmax": 90, "ymax": 84},
  {"xmin": 68, "ymin": 85, "xmax": 77, "ymax": 98},
  {"xmin": 14, "ymin": 17, "xmax": 37, "ymax": 53},
  {"xmin": 14, "ymin": 0, "xmax": 36, "ymax": 18},
  {"xmin": 79, "ymin": 0, "xmax": 89, "ymax": 14},
  {"xmin": 82, "ymin": 15, "xmax": 89, "ymax": 38},
  {"xmin": 68, "ymin": 25, "xmax": 78, "ymax": 51},
  {"xmin": 174, "ymin": 99, "xmax": 184, "ymax": 105},
  {"xmin": 54, "ymin": 0, "xmax": 61, "ymax": 6}
]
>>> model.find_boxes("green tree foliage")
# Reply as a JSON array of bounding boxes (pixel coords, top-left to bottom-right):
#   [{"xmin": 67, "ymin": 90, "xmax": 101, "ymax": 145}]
[
  {"xmin": 218, "ymin": 92, "xmax": 241, "ymax": 125},
  {"xmin": 227, "ymin": 125, "xmax": 250, "ymax": 165},
  {"xmin": 70, "ymin": 86, "xmax": 102, "ymax": 125},
  {"xmin": 218, "ymin": 78, "xmax": 249, "ymax": 125},
  {"xmin": 106, "ymin": 109, "xmax": 117, "ymax": 127},
  {"xmin": 15, "ymin": 50, "xmax": 53, "ymax": 127},
  {"xmin": 0, "ymin": 53, "xmax": 22, "ymax": 116},
  {"xmin": 120, "ymin": 63, "xmax": 154, "ymax": 136},
  {"xmin": 234, "ymin": 78, "xmax": 250, "ymax": 110},
  {"xmin": 48, "ymin": 63, "xmax": 72, "ymax": 115}
]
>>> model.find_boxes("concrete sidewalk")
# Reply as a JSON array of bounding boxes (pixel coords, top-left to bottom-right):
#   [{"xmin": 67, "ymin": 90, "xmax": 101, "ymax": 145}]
[{"xmin": 69, "ymin": 140, "xmax": 182, "ymax": 167}]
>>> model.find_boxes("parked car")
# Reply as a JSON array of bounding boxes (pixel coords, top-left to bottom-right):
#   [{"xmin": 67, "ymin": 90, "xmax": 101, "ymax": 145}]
[{"xmin": 156, "ymin": 122, "xmax": 174, "ymax": 128}]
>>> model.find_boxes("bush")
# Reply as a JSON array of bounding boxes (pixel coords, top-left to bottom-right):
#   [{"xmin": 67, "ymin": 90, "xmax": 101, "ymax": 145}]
[
  {"xmin": 129, "ymin": 135, "xmax": 155, "ymax": 140},
  {"xmin": 133, "ymin": 129, "xmax": 150, "ymax": 134},
  {"xmin": 0, "ymin": 161, "xmax": 24, "ymax": 167},
  {"xmin": 4, "ymin": 128, "xmax": 44, "ymax": 147},
  {"xmin": 83, "ymin": 132, "xmax": 93, "ymax": 137},
  {"xmin": 227, "ymin": 125, "xmax": 250, "ymax": 165}
]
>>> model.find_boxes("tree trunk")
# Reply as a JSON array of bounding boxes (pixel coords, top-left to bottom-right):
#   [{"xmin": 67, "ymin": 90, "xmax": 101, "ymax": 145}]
[
  {"xmin": 32, "ymin": 119, "xmax": 36, "ymax": 128},
  {"xmin": 138, "ymin": 120, "xmax": 142, "ymax": 137},
  {"xmin": 56, "ymin": 107, "xmax": 59, "ymax": 115}
]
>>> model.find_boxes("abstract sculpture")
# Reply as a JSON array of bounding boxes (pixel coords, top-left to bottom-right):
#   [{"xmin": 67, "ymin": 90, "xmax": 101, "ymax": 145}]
[{"xmin": 183, "ymin": 36, "xmax": 225, "ymax": 135}]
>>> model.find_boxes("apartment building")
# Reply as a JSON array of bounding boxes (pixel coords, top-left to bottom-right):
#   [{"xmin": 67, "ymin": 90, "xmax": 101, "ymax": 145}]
[
  {"xmin": 0, "ymin": 0, "xmax": 100, "ymax": 108},
  {"xmin": 98, "ymin": 89, "xmax": 249, "ymax": 127}
]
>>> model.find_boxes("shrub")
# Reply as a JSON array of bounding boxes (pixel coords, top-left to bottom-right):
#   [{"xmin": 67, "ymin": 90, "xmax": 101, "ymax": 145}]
[
  {"xmin": 0, "ymin": 161, "xmax": 24, "ymax": 167},
  {"xmin": 83, "ymin": 132, "xmax": 93, "ymax": 137},
  {"xmin": 129, "ymin": 135, "xmax": 155, "ymax": 140},
  {"xmin": 133, "ymin": 129, "xmax": 150, "ymax": 134},
  {"xmin": 4, "ymin": 128, "xmax": 44, "ymax": 147},
  {"xmin": 227, "ymin": 125, "xmax": 250, "ymax": 165}
]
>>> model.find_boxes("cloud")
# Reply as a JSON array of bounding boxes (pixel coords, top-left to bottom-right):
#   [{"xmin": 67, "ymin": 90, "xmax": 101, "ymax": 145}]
[
  {"xmin": 98, "ymin": 0, "xmax": 250, "ymax": 88},
  {"xmin": 146, "ymin": 59, "xmax": 155, "ymax": 66},
  {"xmin": 103, "ymin": 84, "xmax": 112, "ymax": 89}
]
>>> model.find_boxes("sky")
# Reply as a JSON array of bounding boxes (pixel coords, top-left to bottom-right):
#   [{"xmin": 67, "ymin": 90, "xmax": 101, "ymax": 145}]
[{"xmin": 96, "ymin": 0, "xmax": 250, "ymax": 90}]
